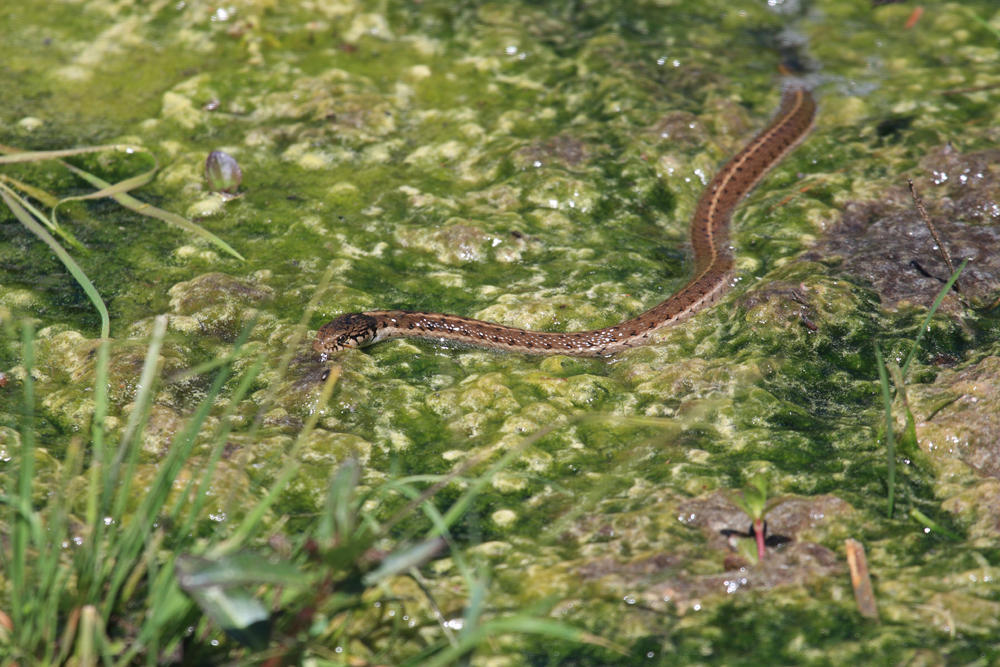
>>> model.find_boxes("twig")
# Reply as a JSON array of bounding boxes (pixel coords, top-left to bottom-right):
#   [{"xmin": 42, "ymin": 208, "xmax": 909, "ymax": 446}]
[
  {"xmin": 907, "ymin": 178, "xmax": 957, "ymax": 279},
  {"xmin": 845, "ymin": 539, "xmax": 880, "ymax": 621}
]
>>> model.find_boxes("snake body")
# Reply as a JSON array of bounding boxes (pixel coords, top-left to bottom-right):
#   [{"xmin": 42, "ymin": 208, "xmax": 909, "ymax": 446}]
[{"xmin": 315, "ymin": 87, "xmax": 815, "ymax": 357}]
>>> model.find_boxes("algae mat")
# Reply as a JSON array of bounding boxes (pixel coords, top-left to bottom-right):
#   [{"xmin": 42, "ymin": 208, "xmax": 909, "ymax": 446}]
[{"xmin": 2, "ymin": 0, "xmax": 1000, "ymax": 663}]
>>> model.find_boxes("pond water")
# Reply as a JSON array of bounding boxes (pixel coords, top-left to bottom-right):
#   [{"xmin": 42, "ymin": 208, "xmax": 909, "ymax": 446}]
[{"xmin": 2, "ymin": 0, "xmax": 1000, "ymax": 663}]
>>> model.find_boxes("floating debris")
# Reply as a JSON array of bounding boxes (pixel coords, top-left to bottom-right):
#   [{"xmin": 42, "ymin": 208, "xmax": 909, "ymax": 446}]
[{"xmin": 205, "ymin": 150, "xmax": 243, "ymax": 198}]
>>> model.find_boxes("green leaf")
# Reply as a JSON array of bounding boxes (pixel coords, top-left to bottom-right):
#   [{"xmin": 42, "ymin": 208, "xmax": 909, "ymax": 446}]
[
  {"xmin": 186, "ymin": 584, "xmax": 271, "ymax": 651},
  {"xmin": 175, "ymin": 553, "xmax": 316, "ymax": 651},
  {"xmin": 732, "ymin": 476, "xmax": 769, "ymax": 522}
]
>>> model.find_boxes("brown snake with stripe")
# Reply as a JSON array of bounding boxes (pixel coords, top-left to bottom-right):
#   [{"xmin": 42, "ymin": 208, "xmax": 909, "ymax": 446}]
[{"xmin": 315, "ymin": 86, "xmax": 816, "ymax": 358}]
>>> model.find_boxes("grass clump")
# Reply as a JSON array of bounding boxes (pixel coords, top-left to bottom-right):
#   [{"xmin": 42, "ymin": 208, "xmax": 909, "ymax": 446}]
[{"xmin": 0, "ymin": 316, "xmax": 611, "ymax": 663}]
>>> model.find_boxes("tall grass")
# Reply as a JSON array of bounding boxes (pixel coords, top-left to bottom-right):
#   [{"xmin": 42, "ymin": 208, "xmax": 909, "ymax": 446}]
[{"xmin": 0, "ymin": 316, "xmax": 612, "ymax": 663}]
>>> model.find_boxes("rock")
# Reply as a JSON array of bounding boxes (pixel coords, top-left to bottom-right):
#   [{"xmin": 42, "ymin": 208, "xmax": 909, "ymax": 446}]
[
  {"xmin": 801, "ymin": 147, "xmax": 1000, "ymax": 313},
  {"xmin": 912, "ymin": 355, "xmax": 1000, "ymax": 480},
  {"xmin": 168, "ymin": 272, "xmax": 274, "ymax": 340}
]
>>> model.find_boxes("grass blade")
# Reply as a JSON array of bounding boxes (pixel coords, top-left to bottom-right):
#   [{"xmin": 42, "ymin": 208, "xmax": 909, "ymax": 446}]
[
  {"xmin": 909, "ymin": 508, "xmax": 962, "ymax": 541},
  {"xmin": 60, "ymin": 160, "xmax": 245, "ymax": 261},
  {"xmin": 0, "ymin": 143, "xmax": 145, "ymax": 164},
  {"xmin": 107, "ymin": 316, "xmax": 168, "ymax": 524},
  {"xmin": 100, "ymin": 352, "xmax": 237, "ymax": 620},
  {"xmin": 0, "ymin": 187, "xmax": 110, "ymax": 338},
  {"xmin": 81, "ymin": 338, "xmax": 112, "ymax": 604},
  {"xmin": 317, "ymin": 459, "xmax": 361, "ymax": 546},
  {"xmin": 114, "ymin": 316, "xmax": 167, "ymax": 462},
  {"xmin": 0, "ymin": 176, "xmax": 84, "ymax": 248},
  {"xmin": 0, "ymin": 173, "xmax": 62, "ymax": 207},
  {"xmin": 56, "ymin": 160, "xmax": 155, "ymax": 203},
  {"xmin": 900, "ymin": 259, "xmax": 967, "ymax": 377},
  {"xmin": 209, "ymin": 365, "xmax": 342, "ymax": 557},
  {"xmin": 9, "ymin": 323, "xmax": 37, "ymax": 638},
  {"xmin": 874, "ymin": 344, "xmax": 896, "ymax": 518},
  {"xmin": 1, "ymin": 141, "xmax": 244, "ymax": 260},
  {"xmin": 961, "ymin": 7, "xmax": 1000, "ymax": 42},
  {"xmin": 170, "ymin": 323, "xmax": 260, "ymax": 535}
]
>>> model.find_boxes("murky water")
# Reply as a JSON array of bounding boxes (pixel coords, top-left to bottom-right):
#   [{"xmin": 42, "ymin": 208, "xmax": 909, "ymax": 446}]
[{"xmin": 3, "ymin": 1, "xmax": 1000, "ymax": 662}]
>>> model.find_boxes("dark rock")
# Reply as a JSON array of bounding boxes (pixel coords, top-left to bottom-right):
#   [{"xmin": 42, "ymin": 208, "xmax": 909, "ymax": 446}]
[{"xmin": 801, "ymin": 147, "xmax": 1000, "ymax": 312}]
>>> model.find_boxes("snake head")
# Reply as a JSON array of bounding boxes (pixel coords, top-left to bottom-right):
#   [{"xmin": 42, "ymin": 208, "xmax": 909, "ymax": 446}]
[{"xmin": 313, "ymin": 313, "xmax": 379, "ymax": 355}]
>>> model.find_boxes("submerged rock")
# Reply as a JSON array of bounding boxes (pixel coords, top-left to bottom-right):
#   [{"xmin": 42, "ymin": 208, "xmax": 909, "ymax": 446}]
[
  {"xmin": 913, "ymin": 355, "xmax": 1000, "ymax": 480},
  {"xmin": 168, "ymin": 272, "xmax": 275, "ymax": 340},
  {"xmin": 562, "ymin": 490, "xmax": 851, "ymax": 614},
  {"xmin": 514, "ymin": 133, "xmax": 592, "ymax": 169},
  {"xmin": 801, "ymin": 147, "xmax": 1000, "ymax": 313}
]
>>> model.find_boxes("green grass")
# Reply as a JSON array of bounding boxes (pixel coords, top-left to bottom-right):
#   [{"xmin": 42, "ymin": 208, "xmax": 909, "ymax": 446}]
[
  {"xmin": 0, "ymin": 314, "xmax": 612, "ymax": 663},
  {"xmin": 874, "ymin": 260, "xmax": 966, "ymax": 520}
]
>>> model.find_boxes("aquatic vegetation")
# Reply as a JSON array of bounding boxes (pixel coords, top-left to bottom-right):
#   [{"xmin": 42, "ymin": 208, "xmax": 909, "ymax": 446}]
[
  {"xmin": 0, "ymin": 144, "xmax": 244, "ymax": 337},
  {"xmin": 728, "ymin": 476, "xmax": 782, "ymax": 562},
  {"xmin": 3, "ymin": 0, "xmax": 1000, "ymax": 663}
]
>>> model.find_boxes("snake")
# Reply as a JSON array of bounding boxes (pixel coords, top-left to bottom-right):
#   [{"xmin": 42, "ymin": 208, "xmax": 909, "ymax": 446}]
[{"xmin": 315, "ymin": 86, "xmax": 816, "ymax": 358}]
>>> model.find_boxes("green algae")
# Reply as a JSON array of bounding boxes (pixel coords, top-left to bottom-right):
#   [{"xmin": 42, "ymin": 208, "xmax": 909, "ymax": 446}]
[{"xmin": 3, "ymin": 0, "xmax": 1000, "ymax": 663}]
